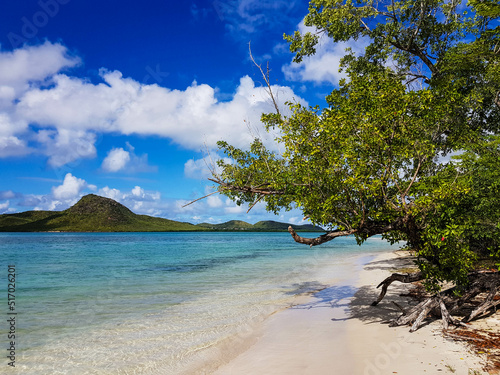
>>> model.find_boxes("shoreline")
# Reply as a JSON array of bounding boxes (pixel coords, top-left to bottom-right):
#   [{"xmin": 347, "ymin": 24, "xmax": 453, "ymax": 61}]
[{"xmin": 210, "ymin": 250, "xmax": 493, "ymax": 375}]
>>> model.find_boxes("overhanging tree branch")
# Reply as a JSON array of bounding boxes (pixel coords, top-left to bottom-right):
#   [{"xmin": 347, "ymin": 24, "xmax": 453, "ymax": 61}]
[
  {"xmin": 288, "ymin": 219, "xmax": 402, "ymax": 247},
  {"xmin": 288, "ymin": 226, "xmax": 357, "ymax": 246}
]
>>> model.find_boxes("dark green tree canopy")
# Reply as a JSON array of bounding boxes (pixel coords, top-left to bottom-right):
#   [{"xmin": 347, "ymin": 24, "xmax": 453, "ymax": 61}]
[{"xmin": 212, "ymin": 0, "xmax": 500, "ymax": 293}]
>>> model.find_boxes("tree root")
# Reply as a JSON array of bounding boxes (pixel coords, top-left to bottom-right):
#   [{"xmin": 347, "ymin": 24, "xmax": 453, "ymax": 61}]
[
  {"xmin": 372, "ymin": 270, "xmax": 500, "ymax": 331},
  {"xmin": 371, "ymin": 271, "xmax": 424, "ymax": 306}
]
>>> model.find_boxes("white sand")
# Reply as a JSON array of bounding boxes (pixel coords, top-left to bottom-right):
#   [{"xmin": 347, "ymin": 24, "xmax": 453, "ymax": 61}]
[{"xmin": 212, "ymin": 251, "xmax": 492, "ymax": 375}]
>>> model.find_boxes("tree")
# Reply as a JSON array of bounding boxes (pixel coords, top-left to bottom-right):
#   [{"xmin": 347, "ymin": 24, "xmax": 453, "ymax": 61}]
[{"xmin": 211, "ymin": 0, "xmax": 500, "ymax": 330}]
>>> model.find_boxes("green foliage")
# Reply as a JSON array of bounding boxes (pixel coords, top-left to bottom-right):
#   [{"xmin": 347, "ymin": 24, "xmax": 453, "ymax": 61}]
[{"xmin": 216, "ymin": 0, "xmax": 500, "ymax": 290}]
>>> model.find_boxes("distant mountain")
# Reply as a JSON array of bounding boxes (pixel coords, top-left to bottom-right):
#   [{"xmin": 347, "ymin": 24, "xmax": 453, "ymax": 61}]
[
  {"xmin": 0, "ymin": 194, "xmax": 324, "ymax": 233},
  {"xmin": 253, "ymin": 220, "xmax": 322, "ymax": 231},
  {"xmin": 195, "ymin": 220, "xmax": 323, "ymax": 232},
  {"xmin": 196, "ymin": 220, "xmax": 254, "ymax": 230}
]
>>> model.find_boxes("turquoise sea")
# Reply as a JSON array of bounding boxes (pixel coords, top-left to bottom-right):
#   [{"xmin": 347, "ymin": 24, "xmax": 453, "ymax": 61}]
[{"xmin": 1, "ymin": 232, "xmax": 397, "ymax": 374}]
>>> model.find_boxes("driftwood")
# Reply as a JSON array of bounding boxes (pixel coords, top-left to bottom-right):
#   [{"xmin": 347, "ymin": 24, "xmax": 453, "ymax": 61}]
[
  {"xmin": 371, "ymin": 272, "xmax": 425, "ymax": 306},
  {"xmin": 372, "ymin": 270, "xmax": 500, "ymax": 331}
]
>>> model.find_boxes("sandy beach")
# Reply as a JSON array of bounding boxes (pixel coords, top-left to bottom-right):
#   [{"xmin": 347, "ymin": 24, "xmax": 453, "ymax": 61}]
[{"xmin": 211, "ymin": 250, "xmax": 497, "ymax": 375}]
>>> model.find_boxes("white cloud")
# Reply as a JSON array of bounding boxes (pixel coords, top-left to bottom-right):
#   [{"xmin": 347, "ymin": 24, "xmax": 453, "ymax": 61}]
[
  {"xmin": 0, "ymin": 200, "xmax": 9, "ymax": 213},
  {"xmin": 98, "ymin": 186, "xmax": 123, "ymax": 201},
  {"xmin": 131, "ymin": 186, "xmax": 144, "ymax": 197},
  {"xmin": 101, "ymin": 143, "xmax": 157, "ymax": 173},
  {"xmin": 0, "ymin": 134, "xmax": 29, "ymax": 157},
  {"xmin": 0, "ymin": 41, "xmax": 308, "ymax": 166},
  {"xmin": 36, "ymin": 128, "xmax": 97, "ymax": 167},
  {"xmin": 224, "ymin": 197, "xmax": 247, "ymax": 214},
  {"xmin": 184, "ymin": 158, "xmax": 212, "ymax": 179},
  {"xmin": 287, "ymin": 216, "xmax": 307, "ymax": 225},
  {"xmin": 0, "ymin": 42, "xmax": 80, "ymax": 158},
  {"xmin": 184, "ymin": 152, "xmax": 233, "ymax": 179},
  {"xmin": 282, "ymin": 22, "xmax": 369, "ymax": 85},
  {"xmin": 128, "ymin": 186, "xmax": 161, "ymax": 204},
  {"xmin": 207, "ymin": 194, "xmax": 224, "ymax": 208},
  {"xmin": 19, "ymin": 72, "xmax": 299, "ymax": 150},
  {"xmin": 97, "ymin": 185, "xmax": 161, "ymax": 216},
  {"xmin": 52, "ymin": 173, "xmax": 90, "ymax": 200},
  {"xmin": 0, "ymin": 41, "xmax": 80, "ymax": 97},
  {"xmin": 0, "ymin": 190, "xmax": 16, "ymax": 199},
  {"xmin": 102, "ymin": 148, "xmax": 131, "ymax": 172}
]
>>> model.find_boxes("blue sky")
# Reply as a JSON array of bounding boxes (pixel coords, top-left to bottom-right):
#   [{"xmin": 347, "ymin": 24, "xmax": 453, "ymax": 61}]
[{"xmin": 0, "ymin": 0, "xmax": 364, "ymax": 224}]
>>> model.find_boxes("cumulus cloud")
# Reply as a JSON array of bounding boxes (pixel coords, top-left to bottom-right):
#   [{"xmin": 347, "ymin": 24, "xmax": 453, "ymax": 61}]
[
  {"xmin": 184, "ymin": 153, "xmax": 233, "ymax": 179},
  {"xmin": 282, "ymin": 22, "xmax": 369, "ymax": 85},
  {"xmin": 98, "ymin": 186, "xmax": 122, "ymax": 202},
  {"xmin": 0, "ymin": 41, "xmax": 80, "ymax": 96},
  {"xmin": 0, "ymin": 41, "xmax": 306, "ymax": 166},
  {"xmin": 98, "ymin": 185, "xmax": 162, "ymax": 215},
  {"xmin": 52, "ymin": 173, "xmax": 94, "ymax": 200},
  {"xmin": 102, "ymin": 148, "xmax": 131, "ymax": 172},
  {"xmin": 224, "ymin": 203, "xmax": 246, "ymax": 214},
  {"xmin": 207, "ymin": 194, "xmax": 224, "ymax": 208},
  {"xmin": 0, "ymin": 135, "xmax": 29, "ymax": 157},
  {"xmin": 184, "ymin": 158, "xmax": 210, "ymax": 179},
  {"xmin": 16, "ymin": 181, "xmax": 162, "ymax": 215},
  {"xmin": 17, "ymin": 173, "xmax": 96, "ymax": 211},
  {"xmin": 102, "ymin": 143, "xmax": 157, "ymax": 173},
  {"xmin": 35, "ymin": 129, "xmax": 97, "ymax": 167},
  {"xmin": 18, "ymin": 71, "xmax": 298, "ymax": 150},
  {"xmin": 131, "ymin": 186, "xmax": 144, "ymax": 197},
  {"xmin": 0, "ymin": 42, "xmax": 80, "ymax": 158}
]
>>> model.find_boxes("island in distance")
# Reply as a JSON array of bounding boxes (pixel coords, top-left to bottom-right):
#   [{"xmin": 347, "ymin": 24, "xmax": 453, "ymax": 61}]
[{"xmin": 0, "ymin": 194, "xmax": 324, "ymax": 233}]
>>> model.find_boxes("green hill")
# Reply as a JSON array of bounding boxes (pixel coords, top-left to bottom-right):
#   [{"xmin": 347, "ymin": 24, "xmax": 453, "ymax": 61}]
[
  {"xmin": 0, "ymin": 194, "xmax": 200, "ymax": 232},
  {"xmin": 0, "ymin": 210, "xmax": 54, "ymax": 228},
  {"xmin": 196, "ymin": 220, "xmax": 323, "ymax": 232},
  {"xmin": 0, "ymin": 194, "xmax": 324, "ymax": 233}
]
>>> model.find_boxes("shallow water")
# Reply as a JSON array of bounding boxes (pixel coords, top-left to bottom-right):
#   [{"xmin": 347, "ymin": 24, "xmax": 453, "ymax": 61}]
[{"xmin": 0, "ymin": 232, "xmax": 397, "ymax": 374}]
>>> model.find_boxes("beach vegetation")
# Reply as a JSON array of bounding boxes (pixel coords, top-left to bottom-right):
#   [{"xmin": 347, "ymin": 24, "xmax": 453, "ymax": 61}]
[{"xmin": 211, "ymin": 0, "xmax": 500, "ymax": 330}]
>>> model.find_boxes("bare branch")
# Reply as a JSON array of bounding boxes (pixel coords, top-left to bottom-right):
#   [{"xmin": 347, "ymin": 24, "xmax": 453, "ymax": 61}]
[
  {"xmin": 388, "ymin": 40, "xmax": 439, "ymax": 76},
  {"xmin": 407, "ymin": 0, "xmax": 426, "ymax": 51},
  {"xmin": 402, "ymin": 157, "xmax": 423, "ymax": 201},
  {"xmin": 182, "ymin": 190, "xmax": 220, "ymax": 208},
  {"xmin": 360, "ymin": 18, "xmax": 371, "ymax": 32},
  {"xmin": 246, "ymin": 194, "xmax": 264, "ymax": 213},
  {"xmin": 249, "ymin": 42, "xmax": 281, "ymax": 116}
]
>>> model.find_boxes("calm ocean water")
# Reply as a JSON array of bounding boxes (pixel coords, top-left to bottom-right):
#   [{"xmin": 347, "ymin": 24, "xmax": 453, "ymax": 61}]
[{"xmin": 0, "ymin": 232, "xmax": 396, "ymax": 374}]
